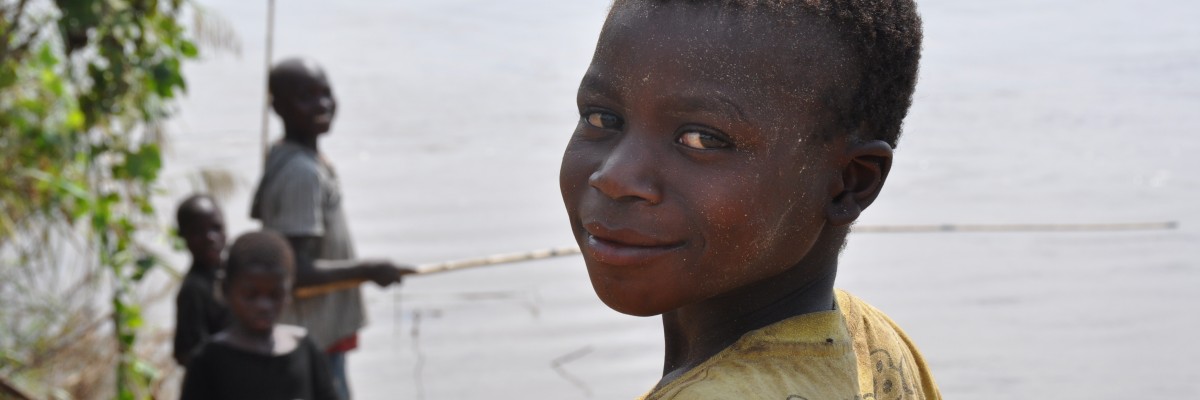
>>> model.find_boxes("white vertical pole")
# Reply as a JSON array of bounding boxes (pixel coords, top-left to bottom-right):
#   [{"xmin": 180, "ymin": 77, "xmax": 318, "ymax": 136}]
[{"xmin": 260, "ymin": 0, "xmax": 276, "ymax": 163}]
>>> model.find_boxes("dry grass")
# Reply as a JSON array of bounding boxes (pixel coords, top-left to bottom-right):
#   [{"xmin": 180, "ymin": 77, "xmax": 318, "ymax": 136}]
[{"xmin": 0, "ymin": 253, "xmax": 182, "ymax": 400}]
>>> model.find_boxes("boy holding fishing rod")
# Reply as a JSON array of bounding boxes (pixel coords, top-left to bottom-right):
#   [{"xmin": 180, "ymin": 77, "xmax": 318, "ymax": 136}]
[
  {"xmin": 251, "ymin": 57, "xmax": 413, "ymax": 400},
  {"xmin": 559, "ymin": 0, "xmax": 941, "ymax": 398}
]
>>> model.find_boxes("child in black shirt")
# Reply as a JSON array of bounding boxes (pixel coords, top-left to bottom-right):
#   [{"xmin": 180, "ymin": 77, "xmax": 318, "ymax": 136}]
[
  {"xmin": 173, "ymin": 194, "xmax": 230, "ymax": 366},
  {"xmin": 181, "ymin": 231, "xmax": 337, "ymax": 400}
]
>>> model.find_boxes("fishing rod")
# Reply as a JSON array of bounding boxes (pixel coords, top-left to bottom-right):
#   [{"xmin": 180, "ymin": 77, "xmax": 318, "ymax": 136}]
[
  {"xmin": 292, "ymin": 220, "xmax": 1177, "ymax": 299},
  {"xmin": 851, "ymin": 221, "xmax": 1177, "ymax": 233},
  {"xmin": 294, "ymin": 246, "xmax": 581, "ymax": 299}
]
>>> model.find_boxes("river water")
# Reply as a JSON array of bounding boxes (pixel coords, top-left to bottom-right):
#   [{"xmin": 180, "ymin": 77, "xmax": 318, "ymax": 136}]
[{"xmin": 158, "ymin": 0, "xmax": 1200, "ymax": 398}]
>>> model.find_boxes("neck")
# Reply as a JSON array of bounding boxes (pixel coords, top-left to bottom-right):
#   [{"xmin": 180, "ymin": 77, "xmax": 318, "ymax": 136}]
[
  {"xmin": 657, "ymin": 245, "xmax": 840, "ymax": 386},
  {"xmin": 284, "ymin": 130, "xmax": 318, "ymax": 152},
  {"xmin": 227, "ymin": 322, "xmax": 274, "ymax": 353},
  {"xmin": 192, "ymin": 259, "xmax": 219, "ymax": 276}
]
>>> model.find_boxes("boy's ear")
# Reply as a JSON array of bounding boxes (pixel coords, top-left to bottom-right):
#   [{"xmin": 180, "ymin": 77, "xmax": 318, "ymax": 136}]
[{"xmin": 826, "ymin": 139, "xmax": 893, "ymax": 226}]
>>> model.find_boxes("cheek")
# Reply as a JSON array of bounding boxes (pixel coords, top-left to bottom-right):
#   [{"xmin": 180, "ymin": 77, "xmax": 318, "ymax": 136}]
[
  {"xmin": 282, "ymin": 101, "xmax": 308, "ymax": 117},
  {"xmin": 227, "ymin": 294, "xmax": 251, "ymax": 313},
  {"xmin": 184, "ymin": 238, "xmax": 202, "ymax": 251},
  {"xmin": 559, "ymin": 137, "xmax": 597, "ymax": 209},
  {"xmin": 692, "ymin": 165, "xmax": 827, "ymax": 280},
  {"xmin": 273, "ymin": 292, "xmax": 289, "ymax": 310},
  {"xmin": 690, "ymin": 186, "xmax": 779, "ymax": 272}
]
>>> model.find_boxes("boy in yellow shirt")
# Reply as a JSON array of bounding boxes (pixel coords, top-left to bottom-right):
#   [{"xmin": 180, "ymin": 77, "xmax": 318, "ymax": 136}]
[{"xmin": 558, "ymin": 0, "xmax": 940, "ymax": 398}]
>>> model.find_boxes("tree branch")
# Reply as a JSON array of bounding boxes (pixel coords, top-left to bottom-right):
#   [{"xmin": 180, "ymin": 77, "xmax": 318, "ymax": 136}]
[{"xmin": 0, "ymin": 0, "xmax": 31, "ymax": 65}]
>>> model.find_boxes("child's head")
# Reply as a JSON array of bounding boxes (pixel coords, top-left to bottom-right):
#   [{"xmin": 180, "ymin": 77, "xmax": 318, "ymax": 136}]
[
  {"xmin": 269, "ymin": 57, "xmax": 337, "ymax": 137},
  {"xmin": 559, "ymin": 0, "xmax": 921, "ymax": 316},
  {"xmin": 176, "ymin": 194, "xmax": 226, "ymax": 269},
  {"xmin": 222, "ymin": 231, "xmax": 295, "ymax": 334}
]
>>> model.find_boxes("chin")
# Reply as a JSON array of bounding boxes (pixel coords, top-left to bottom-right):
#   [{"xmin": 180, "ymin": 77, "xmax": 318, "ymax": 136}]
[
  {"xmin": 604, "ymin": 302, "xmax": 664, "ymax": 318},
  {"xmin": 590, "ymin": 277, "xmax": 672, "ymax": 317},
  {"xmin": 250, "ymin": 323, "xmax": 275, "ymax": 333}
]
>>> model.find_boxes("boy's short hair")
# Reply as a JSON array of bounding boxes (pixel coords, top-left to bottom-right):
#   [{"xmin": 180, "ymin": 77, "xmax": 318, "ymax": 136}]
[
  {"xmin": 176, "ymin": 194, "xmax": 218, "ymax": 233},
  {"xmin": 224, "ymin": 231, "xmax": 295, "ymax": 284},
  {"xmin": 613, "ymin": 0, "xmax": 922, "ymax": 147},
  {"xmin": 267, "ymin": 58, "xmax": 321, "ymax": 98},
  {"xmin": 267, "ymin": 65, "xmax": 290, "ymax": 98}
]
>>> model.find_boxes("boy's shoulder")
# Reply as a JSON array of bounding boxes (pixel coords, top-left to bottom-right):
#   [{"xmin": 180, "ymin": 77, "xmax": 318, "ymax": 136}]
[
  {"xmin": 259, "ymin": 142, "xmax": 330, "ymax": 195},
  {"xmin": 176, "ymin": 268, "xmax": 218, "ymax": 300},
  {"xmin": 644, "ymin": 290, "xmax": 941, "ymax": 400},
  {"xmin": 646, "ymin": 306, "xmax": 860, "ymax": 399},
  {"xmin": 266, "ymin": 141, "xmax": 322, "ymax": 175},
  {"xmin": 837, "ymin": 289, "xmax": 942, "ymax": 400},
  {"xmin": 185, "ymin": 334, "xmax": 224, "ymax": 369}
]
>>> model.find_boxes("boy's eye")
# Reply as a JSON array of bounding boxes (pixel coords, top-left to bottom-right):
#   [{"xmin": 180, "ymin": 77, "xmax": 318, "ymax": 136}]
[
  {"xmin": 584, "ymin": 111, "xmax": 623, "ymax": 130},
  {"xmin": 678, "ymin": 130, "xmax": 731, "ymax": 150}
]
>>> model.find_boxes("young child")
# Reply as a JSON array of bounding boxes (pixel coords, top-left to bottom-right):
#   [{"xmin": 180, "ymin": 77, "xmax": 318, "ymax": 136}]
[
  {"xmin": 172, "ymin": 194, "xmax": 230, "ymax": 366},
  {"xmin": 559, "ymin": 1, "xmax": 940, "ymax": 398},
  {"xmin": 181, "ymin": 231, "xmax": 338, "ymax": 400}
]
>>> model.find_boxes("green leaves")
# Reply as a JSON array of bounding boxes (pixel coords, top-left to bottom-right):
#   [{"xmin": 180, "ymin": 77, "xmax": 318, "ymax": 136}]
[
  {"xmin": 2, "ymin": 0, "xmax": 201, "ymax": 398},
  {"xmin": 133, "ymin": 255, "xmax": 157, "ymax": 282},
  {"xmin": 112, "ymin": 143, "xmax": 163, "ymax": 183},
  {"xmin": 179, "ymin": 39, "xmax": 199, "ymax": 58}
]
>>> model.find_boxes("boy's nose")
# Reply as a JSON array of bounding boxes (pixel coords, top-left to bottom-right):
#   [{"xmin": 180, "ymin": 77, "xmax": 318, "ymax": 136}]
[
  {"xmin": 588, "ymin": 134, "xmax": 662, "ymax": 205},
  {"xmin": 253, "ymin": 297, "xmax": 276, "ymax": 311}
]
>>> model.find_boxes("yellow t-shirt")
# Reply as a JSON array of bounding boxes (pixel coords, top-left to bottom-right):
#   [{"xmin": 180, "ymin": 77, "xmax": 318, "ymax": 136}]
[{"xmin": 641, "ymin": 289, "xmax": 941, "ymax": 400}]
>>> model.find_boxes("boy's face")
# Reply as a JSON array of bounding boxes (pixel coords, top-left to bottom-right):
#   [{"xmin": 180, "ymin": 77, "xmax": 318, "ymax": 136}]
[
  {"xmin": 179, "ymin": 201, "xmax": 226, "ymax": 269},
  {"xmin": 225, "ymin": 266, "xmax": 291, "ymax": 334},
  {"xmin": 274, "ymin": 67, "xmax": 337, "ymax": 136},
  {"xmin": 559, "ymin": 2, "xmax": 856, "ymax": 316}
]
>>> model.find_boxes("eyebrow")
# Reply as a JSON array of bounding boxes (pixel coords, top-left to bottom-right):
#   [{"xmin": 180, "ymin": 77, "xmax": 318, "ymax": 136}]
[
  {"xmin": 579, "ymin": 72, "xmax": 751, "ymax": 124},
  {"xmin": 578, "ymin": 72, "xmax": 622, "ymax": 101},
  {"xmin": 671, "ymin": 91, "xmax": 750, "ymax": 124}
]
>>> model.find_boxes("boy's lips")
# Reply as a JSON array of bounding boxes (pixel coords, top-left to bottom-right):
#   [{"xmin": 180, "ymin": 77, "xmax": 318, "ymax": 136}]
[
  {"xmin": 250, "ymin": 310, "xmax": 278, "ymax": 326},
  {"xmin": 199, "ymin": 247, "xmax": 222, "ymax": 263},
  {"xmin": 583, "ymin": 222, "xmax": 684, "ymax": 266}
]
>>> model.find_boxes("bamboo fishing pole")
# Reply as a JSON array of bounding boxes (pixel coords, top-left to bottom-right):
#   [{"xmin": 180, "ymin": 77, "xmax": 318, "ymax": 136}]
[
  {"xmin": 293, "ymin": 246, "xmax": 581, "ymax": 299},
  {"xmin": 293, "ymin": 220, "xmax": 1177, "ymax": 299},
  {"xmin": 852, "ymin": 221, "xmax": 1178, "ymax": 233}
]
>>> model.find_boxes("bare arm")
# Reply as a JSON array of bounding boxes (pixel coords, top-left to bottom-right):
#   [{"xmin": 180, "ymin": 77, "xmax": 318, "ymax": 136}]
[{"xmin": 286, "ymin": 236, "xmax": 414, "ymax": 288}]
